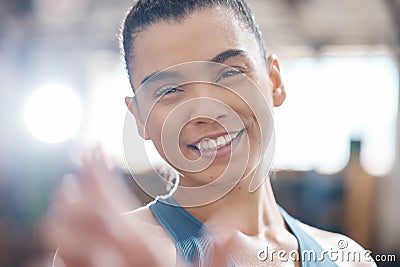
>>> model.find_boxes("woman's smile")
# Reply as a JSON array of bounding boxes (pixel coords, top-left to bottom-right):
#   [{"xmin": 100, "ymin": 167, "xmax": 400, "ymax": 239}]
[{"xmin": 187, "ymin": 128, "xmax": 246, "ymax": 160}]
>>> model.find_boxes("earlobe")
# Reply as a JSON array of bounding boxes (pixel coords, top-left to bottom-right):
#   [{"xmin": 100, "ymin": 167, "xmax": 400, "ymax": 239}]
[
  {"xmin": 125, "ymin": 96, "xmax": 151, "ymax": 140},
  {"xmin": 267, "ymin": 55, "xmax": 286, "ymax": 107},
  {"xmin": 272, "ymin": 85, "xmax": 286, "ymax": 107}
]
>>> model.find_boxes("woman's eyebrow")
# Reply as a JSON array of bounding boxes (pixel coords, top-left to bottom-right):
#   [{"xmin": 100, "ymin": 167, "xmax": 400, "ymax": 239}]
[
  {"xmin": 140, "ymin": 49, "xmax": 248, "ymax": 86},
  {"xmin": 210, "ymin": 49, "xmax": 249, "ymax": 64},
  {"xmin": 140, "ymin": 71, "xmax": 181, "ymax": 86}
]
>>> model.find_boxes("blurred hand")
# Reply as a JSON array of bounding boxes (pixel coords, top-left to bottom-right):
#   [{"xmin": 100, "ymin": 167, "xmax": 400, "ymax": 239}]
[
  {"xmin": 43, "ymin": 147, "xmax": 233, "ymax": 267},
  {"xmin": 42, "ymin": 147, "xmax": 161, "ymax": 267}
]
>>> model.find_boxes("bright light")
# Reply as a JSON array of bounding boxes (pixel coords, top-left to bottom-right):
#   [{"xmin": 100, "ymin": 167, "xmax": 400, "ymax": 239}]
[
  {"xmin": 25, "ymin": 84, "xmax": 82, "ymax": 144},
  {"xmin": 274, "ymin": 55, "xmax": 398, "ymax": 176}
]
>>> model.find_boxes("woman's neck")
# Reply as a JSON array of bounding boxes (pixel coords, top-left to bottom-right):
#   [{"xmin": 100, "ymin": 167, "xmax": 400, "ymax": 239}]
[{"xmin": 173, "ymin": 174, "xmax": 284, "ymax": 238}]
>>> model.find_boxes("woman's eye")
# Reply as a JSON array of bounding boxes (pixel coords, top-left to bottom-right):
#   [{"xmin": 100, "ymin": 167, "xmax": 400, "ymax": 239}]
[
  {"xmin": 224, "ymin": 69, "xmax": 242, "ymax": 77},
  {"xmin": 217, "ymin": 67, "xmax": 244, "ymax": 82},
  {"xmin": 154, "ymin": 85, "xmax": 181, "ymax": 98}
]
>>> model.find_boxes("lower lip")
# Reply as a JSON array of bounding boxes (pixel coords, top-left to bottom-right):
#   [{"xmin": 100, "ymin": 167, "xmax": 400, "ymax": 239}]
[{"xmin": 192, "ymin": 130, "xmax": 244, "ymax": 160}]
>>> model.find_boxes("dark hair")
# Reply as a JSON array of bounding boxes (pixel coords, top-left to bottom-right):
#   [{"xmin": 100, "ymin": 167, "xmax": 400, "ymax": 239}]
[{"xmin": 120, "ymin": 0, "xmax": 267, "ymax": 90}]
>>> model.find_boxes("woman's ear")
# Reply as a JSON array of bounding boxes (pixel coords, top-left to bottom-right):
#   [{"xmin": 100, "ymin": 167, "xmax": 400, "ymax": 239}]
[
  {"xmin": 125, "ymin": 96, "xmax": 150, "ymax": 140},
  {"xmin": 267, "ymin": 54, "xmax": 286, "ymax": 107}
]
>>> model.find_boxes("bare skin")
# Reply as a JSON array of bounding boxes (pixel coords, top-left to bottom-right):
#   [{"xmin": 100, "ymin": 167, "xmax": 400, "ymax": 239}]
[{"xmin": 45, "ymin": 6, "xmax": 376, "ymax": 267}]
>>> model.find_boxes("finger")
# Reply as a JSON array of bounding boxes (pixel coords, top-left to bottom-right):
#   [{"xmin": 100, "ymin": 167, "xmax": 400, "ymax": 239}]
[
  {"xmin": 78, "ymin": 147, "xmax": 139, "ymax": 212},
  {"xmin": 57, "ymin": 243, "xmax": 131, "ymax": 267},
  {"xmin": 44, "ymin": 183, "xmax": 160, "ymax": 267},
  {"xmin": 45, "ymin": 211, "xmax": 161, "ymax": 267}
]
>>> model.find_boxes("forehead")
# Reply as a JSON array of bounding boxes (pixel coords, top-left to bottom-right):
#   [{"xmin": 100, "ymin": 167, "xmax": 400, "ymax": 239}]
[{"xmin": 131, "ymin": 7, "xmax": 259, "ymax": 89}]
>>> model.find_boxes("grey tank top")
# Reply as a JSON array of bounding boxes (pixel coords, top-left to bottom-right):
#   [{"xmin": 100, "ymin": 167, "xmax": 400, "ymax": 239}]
[{"xmin": 149, "ymin": 195, "xmax": 338, "ymax": 267}]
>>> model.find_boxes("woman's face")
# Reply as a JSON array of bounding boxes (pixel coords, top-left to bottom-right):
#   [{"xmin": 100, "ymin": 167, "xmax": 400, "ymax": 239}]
[{"xmin": 128, "ymin": 7, "xmax": 279, "ymax": 188}]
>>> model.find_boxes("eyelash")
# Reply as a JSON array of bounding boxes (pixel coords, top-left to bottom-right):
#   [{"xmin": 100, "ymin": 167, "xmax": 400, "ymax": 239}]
[
  {"xmin": 153, "ymin": 66, "xmax": 247, "ymax": 98},
  {"xmin": 217, "ymin": 66, "xmax": 246, "ymax": 81},
  {"xmin": 154, "ymin": 85, "xmax": 182, "ymax": 98}
]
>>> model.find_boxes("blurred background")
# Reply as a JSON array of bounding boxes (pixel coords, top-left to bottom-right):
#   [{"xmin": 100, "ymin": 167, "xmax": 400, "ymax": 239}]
[{"xmin": 0, "ymin": 0, "xmax": 399, "ymax": 266}]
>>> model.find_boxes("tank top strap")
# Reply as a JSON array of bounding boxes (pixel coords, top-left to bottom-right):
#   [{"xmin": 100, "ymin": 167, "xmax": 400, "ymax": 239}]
[
  {"xmin": 149, "ymin": 196, "xmax": 235, "ymax": 266},
  {"xmin": 278, "ymin": 206, "xmax": 339, "ymax": 267},
  {"xmin": 149, "ymin": 196, "xmax": 204, "ymax": 265},
  {"xmin": 149, "ymin": 196, "xmax": 337, "ymax": 267}
]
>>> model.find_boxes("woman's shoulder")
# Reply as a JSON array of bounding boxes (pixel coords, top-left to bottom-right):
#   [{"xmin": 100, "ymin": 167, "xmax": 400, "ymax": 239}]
[
  {"xmin": 298, "ymin": 222, "xmax": 377, "ymax": 267},
  {"xmin": 125, "ymin": 205, "xmax": 159, "ymax": 224},
  {"xmin": 124, "ymin": 205, "xmax": 178, "ymax": 239},
  {"xmin": 124, "ymin": 205, "xmax": 177, "ymax": 265}
]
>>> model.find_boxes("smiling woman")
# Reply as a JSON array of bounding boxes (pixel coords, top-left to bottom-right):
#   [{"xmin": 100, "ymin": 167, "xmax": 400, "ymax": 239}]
[{"xmin": 44, "ymin": 1, "xmax": 377, "ymax": 266}]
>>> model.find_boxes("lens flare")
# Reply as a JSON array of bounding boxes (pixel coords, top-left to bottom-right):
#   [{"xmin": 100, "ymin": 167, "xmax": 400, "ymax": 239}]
[{"xmin": 25, "ymin": 84, "xmax": 82, "ymax": 144}]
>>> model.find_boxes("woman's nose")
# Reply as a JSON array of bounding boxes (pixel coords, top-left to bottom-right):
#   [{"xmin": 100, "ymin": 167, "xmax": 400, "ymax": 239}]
[{"xmin": 186, "ymin": 83, "xmax": 230, "ymax": 124}]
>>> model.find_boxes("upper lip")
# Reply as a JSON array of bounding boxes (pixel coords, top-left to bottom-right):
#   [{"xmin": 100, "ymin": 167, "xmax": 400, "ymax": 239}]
[{"xmin": 188, "ymin": 129, "xmax": 244, "ymax": 145}]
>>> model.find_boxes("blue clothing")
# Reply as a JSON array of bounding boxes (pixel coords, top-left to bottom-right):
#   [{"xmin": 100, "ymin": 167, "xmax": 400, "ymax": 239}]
[{"xmin": 149, "ymin": 195, "xmax": 338, "ymax": 266}]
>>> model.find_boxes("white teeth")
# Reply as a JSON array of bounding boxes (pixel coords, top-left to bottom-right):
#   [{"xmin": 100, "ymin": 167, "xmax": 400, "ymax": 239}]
[
  {"xmin": 200, "ymin": 140, "xmax": 209, "ymax": 150},
  {"xmin": 193, "ymin": 131, "xmax": 242, "ymax": 152},
  {"xmin": 217, "ymin": 136, "xmax": 226, "ymax": 148},
  {"xmin": 208, "ymin": 139, "xmax": 217, "ymax": 150}
]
